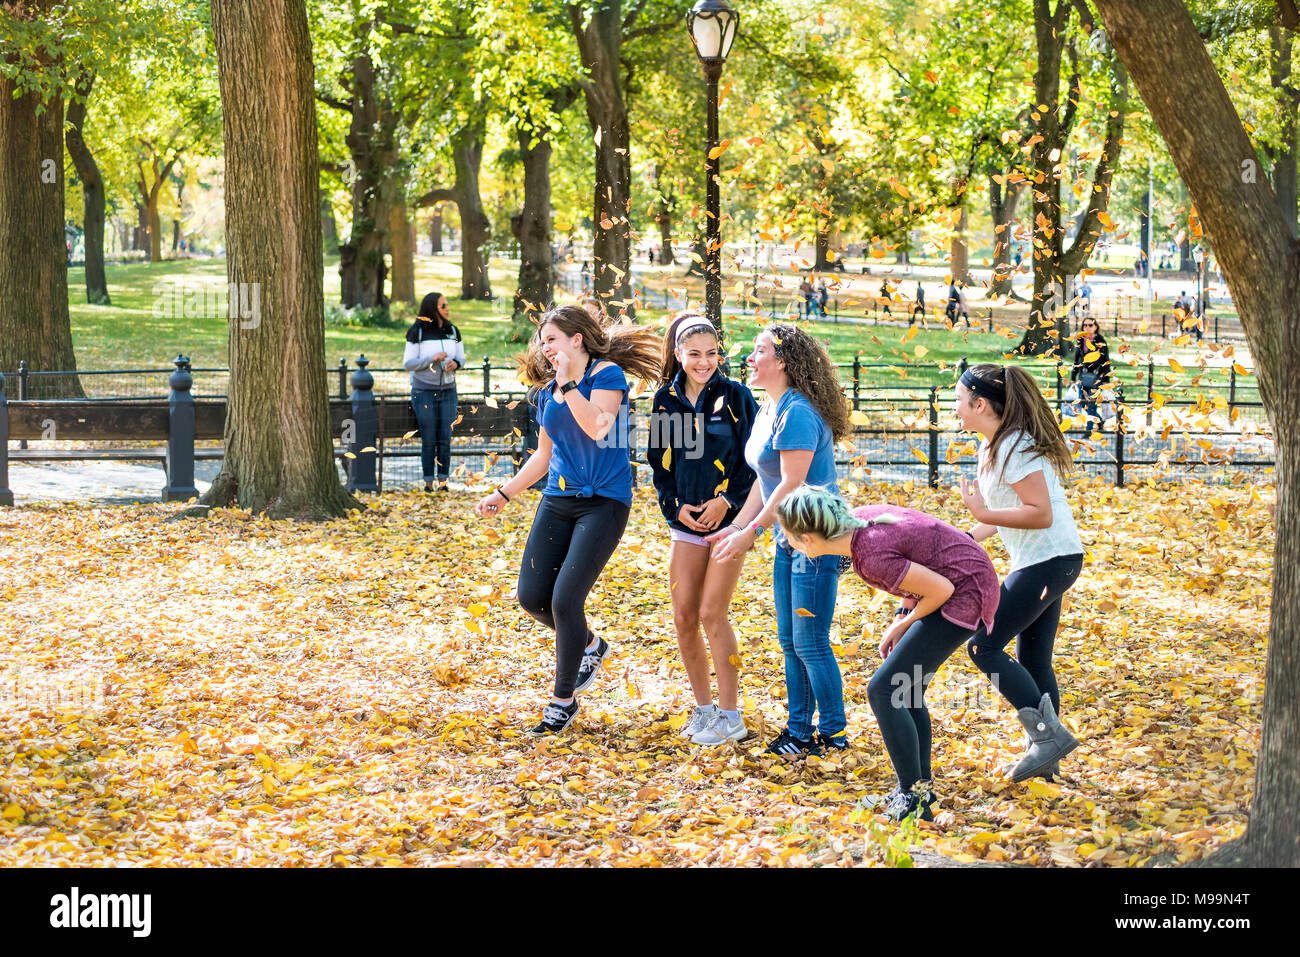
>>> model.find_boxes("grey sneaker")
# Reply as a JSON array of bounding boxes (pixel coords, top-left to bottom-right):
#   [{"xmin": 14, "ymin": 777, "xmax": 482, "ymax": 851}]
[
  {"xmin": 679, "ymin": 704, "xmax": 717, "ymax": 739},
  {"xmin": 691, "ymin": 710, "xmax": 748, "ymax": 746}
]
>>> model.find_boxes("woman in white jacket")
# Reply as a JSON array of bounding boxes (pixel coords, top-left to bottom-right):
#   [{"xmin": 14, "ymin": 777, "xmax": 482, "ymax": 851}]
[{"xmin": 404, "ymin": 291, "xmax": 466, "ymax": 491}]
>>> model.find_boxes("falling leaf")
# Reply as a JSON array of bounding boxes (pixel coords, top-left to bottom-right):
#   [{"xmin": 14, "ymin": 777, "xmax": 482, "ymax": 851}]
[{"xmin": 795, "ymin": 608, "xmax": 816, "ymax": 617}]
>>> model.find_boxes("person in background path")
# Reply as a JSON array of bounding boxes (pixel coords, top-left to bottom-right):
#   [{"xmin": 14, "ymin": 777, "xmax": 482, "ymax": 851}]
[
  {"xmin": 404, "ymin": 291, "xmax": 465, "ymax": 491},
  {"xmin": 880, "ymin": 280, "xmax": 893, "ymax": 317},
  {"xmin": 911, "ymin": 281, "xmax": 926, "ymax": 324},
  {"xmin": 957, "ymin": 283, "xmax": 970, "ymax": 327},
  {"xmin": 798, "ymin": 276, "xmax": 815, "ymax": 317},
  {"xmin": 1070, "ymin": 317, "xmax": 1112, "ymax": 439},
  {"xmin": 945, "ymin": 280, "xmax": 960, "ymax": 325},
  {"xmin": 956, "ymin": 364, "xmax": 1085, "ymax": 782},
  {"xmin": 816, "ymin": 278, "xmax": 830, "ymax": 318},
  {"xmin": 647, "ymin": 313, "xmax": 759, "ymax": 747}
]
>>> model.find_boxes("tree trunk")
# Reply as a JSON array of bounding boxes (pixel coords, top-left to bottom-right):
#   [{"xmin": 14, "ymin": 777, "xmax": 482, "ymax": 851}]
[
  {"xmin": 64, "ymin": 71, "xmax": 110, "ymax": 304},
  {"xmin": 513, "ymin": 121, "xmax": 555, "ymax": 337},
  {"xmin": 452, "ymin": 122, "xmax": 491, "ymax": 301},
  {"xmin": 1095, "ymin": 0, "xmax": 1300, "ymax": 868},
  {"xmin": 0, "ymin": 49, "xmax": 81, "ymax": 397},
  {"xmin": 950, "ymin": 201, "xmax": 971, "ymax": 286},
  {"xmin": 430, "ymin": 207, "xmax": 443, "ymax": 253},
  {"xmin": 653, "ymin": 165, "xmax": 676, "ymax": 264},
  {"xmin": 1270, "ymin": 24, "xmax": 1299, "ymax": 238},
  {"xmin": 147, "ymin": 195, "xmax": 163, "ymax": 262},
  {"xmin": 1020, "ymin": 1, "xmax": 1126, "ymax": 355},
  {"xmin": 205, "ymin": 0, "xmax": 359, "ymax": 520},
  {"xmin": 814, "ymin": 229, "xmax": 835, "ymax": 271},
  {"xmin": 135, "ymin": 203, "xmax": 148, "ymax": 251},
  {"xmin": 172, "ymin": 175, "xmax": 183, "ymax": 252},
  {"xmin": 571, "ymin": 3, "xmax": 633, "ymax": 311},
  {"xmin": 989, "ymin": 173, "xmax": 1025, "ymax": 297},
  {"xmin": 321, "ymin": 191, "xmax": 340, "ymax": 255},
  {"xmin": 387, "ymin": 196, "xmax": 415, "ymax": 305},
  {"xmin": 338, "ymin": 37, "xmax": 388, "ymax": 309}
]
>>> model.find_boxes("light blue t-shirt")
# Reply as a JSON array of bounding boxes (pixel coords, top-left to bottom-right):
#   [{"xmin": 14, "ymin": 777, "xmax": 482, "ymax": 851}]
[{"xmin": 745, "ymin": 388, "xmax": 839, "ymax": 544}]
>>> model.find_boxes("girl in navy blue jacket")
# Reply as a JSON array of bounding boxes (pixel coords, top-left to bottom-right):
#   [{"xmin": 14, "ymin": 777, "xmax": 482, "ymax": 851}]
[{"xmin": 647, "ymin": 313, "xmax": 758, "ymax": 746}]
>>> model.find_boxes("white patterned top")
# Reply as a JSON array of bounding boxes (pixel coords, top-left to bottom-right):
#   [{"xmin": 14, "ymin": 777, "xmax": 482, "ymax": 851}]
[{"xmin": 978, "ymin": 430, "xmax": 1084, "ymax": 572}]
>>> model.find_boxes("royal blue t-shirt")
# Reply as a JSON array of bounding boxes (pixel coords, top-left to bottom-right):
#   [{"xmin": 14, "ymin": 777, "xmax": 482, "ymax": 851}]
[
  {"xmin": 745, "ymin": 388, "xmax": 839, "ymax": 545},
  {"xmin": 536, "ymin": 361, "xmax": 633, "ymax": 506}
]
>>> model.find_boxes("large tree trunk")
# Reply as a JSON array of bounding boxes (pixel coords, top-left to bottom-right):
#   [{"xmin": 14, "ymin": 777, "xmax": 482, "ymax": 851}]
[
  {"xmin": 1094, "ymin": 0, "xmax": 1300, "ymax": 868},
  {"xmin": 206, "ymin": 0, "xmax": 359, "ymax": 520},
  {"xmin": 64, "ymin": 71, "xmax": 110, "ymax": 305},
  {"xmin": 452, "ymin": 123, "xmax": 491, "ymax": 301},
  {"xmin": 512, "ymin": 121, "xmax": 556, "ymax": 337},
  {"xmin": 570, "ymin": 3, "xmax": 633, "ymax": 311},
  {"xmin": 989, "ymin": 173, "xmax": 1025, "ymax": 297},
  {"xmin": 0, "ymin": 38, "xmax": 81, "ymax": 398},
  {"xmin": 1020, "ymin": 0, "xmax": 1126, "ymax": 355}
]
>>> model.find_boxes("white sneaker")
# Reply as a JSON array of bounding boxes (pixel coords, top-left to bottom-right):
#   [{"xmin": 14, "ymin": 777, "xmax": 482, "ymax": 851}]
[
  {"xmin": 692, "ymin": 710, "xmax": 748, "ymax": 746},
  {"xmin": 679, "ymin": 704, "xmax": 717, "ymax": 739}
]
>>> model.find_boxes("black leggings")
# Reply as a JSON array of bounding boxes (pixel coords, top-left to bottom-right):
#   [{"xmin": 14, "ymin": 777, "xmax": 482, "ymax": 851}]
[
  {"xmin": 967, "ymin": 553, "xmax": 1083, "ymax": 712},
  {"xmin": 517, "ymin": 494, "xmax": 630, "ymax": 698},
  {"xmin": 866, "ymin": 614, "xmax": 973, "ymax": 791}
]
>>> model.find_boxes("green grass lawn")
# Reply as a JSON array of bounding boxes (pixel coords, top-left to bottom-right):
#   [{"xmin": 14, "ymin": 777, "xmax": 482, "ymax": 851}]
[{"xmin": 61, "ymin": 254, "xmax": 1249, "ymax": 399}]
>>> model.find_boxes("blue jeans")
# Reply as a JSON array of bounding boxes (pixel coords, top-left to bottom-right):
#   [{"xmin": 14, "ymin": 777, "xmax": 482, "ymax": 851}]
[
  {"xmin": 773, "ymin": 543, "xmax": 846, "ymax": 740},
  {"xmin": 412, "ymin": 387, "xmax": 457, "ymax": 482}
]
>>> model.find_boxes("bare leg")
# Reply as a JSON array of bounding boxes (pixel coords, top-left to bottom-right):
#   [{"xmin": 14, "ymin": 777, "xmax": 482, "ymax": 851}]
[
  {"xmin": 698, "ymin": 546, "xmax": 746, "ymax": 711},
  {"xmin": 669, "ymin": 540, "xmax": 712, "ymax": 706}
]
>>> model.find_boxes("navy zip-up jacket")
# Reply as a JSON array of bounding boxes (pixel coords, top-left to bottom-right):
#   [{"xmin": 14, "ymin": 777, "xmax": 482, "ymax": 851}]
[{"xmin": 646, "ymin": 369, "xmax": 759, "ymax": 532}]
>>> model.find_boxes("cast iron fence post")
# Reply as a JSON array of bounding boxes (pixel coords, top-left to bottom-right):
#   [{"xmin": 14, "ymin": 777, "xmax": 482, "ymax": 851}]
[
  {"xmin": 482, "ymin": 356, "xmax": 491, "ymax": 398},
  {"xmin": 17, "ymin": 360, "xmax": 27, "ymax": 451},
  {"xmin": 852, "ymin": 356, "xmax": 861, "ymax": 410},
  {"xmin": 928, "ymin": 386, "xmax": 940, "ymax": 489},
  {"xmin": 348, "ymin": 354, "xmax": 378, "ymax": 492},
  {"xmin": 162, "ymin": 355, "xmax": 199, "ymax": 502},
  {"xmin": 337, "ymin": 358, "xmax": 348, "ymax": 399},
  {"xmin": 1114, "ymin": 387, "xmax": 1126, "ymax": 488},
  {"xmin": 1229, "ymin": 364, "xmax": 1237, "ymax": 416},
  {"xmin": 0, "ymin": 371, "xmax": 11, "ymax": 506}
]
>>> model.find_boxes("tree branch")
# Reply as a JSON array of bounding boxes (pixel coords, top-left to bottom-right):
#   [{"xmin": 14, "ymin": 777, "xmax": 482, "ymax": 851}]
[
  {"xmin": 412, "ymin": 188, "xmax": 457, "ymax": 209},
  {"xmin": 1062, "ymin": 55, "xmax": 1126, "ymax": 273},
  {"xmin": 317, "ymin": 93, "xmax": 352, "ymax": 113}
]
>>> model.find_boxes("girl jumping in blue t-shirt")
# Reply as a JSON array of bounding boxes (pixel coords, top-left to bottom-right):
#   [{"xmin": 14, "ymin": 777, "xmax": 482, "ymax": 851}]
[{"xmin": 475, "ymin": 306, "xmax": 660, "ymax": 736}]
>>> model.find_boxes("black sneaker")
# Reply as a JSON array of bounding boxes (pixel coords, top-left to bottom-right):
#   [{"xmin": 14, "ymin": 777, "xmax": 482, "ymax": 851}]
[
  {"xmin": 766, "ymin": 729, "xmax": 821, "ymax": 757},
  {"xmin": 527, "ymin": 699, "xmax": 579, "ymax": 736},
  {"xmin": 573, "ymin": 637, "xmax": 611, "ymax": 694},
  {"xmin": 816, "ymin": 730, "xmax": 850, "ymax": 752},
  {"xmin": 881, "ymin": 784, "xmax": 935, "ymax": 823}
]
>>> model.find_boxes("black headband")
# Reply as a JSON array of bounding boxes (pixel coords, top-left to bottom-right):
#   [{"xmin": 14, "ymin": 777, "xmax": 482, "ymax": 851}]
[{"xmin": 960, "ymin": 368, "xmax": 1006, "ymax": 403}]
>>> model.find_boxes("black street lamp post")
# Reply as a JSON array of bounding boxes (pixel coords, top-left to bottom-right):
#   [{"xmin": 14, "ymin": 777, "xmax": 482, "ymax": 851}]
[{"xmin": 686, "ymin": 0, "xmax": 738, "ymax": 334}]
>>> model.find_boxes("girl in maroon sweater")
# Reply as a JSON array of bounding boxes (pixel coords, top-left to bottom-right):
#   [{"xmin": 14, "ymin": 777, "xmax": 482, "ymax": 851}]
[{"xmin": 777, "ymin": 484, "xmax": 999, "ymax": 823}]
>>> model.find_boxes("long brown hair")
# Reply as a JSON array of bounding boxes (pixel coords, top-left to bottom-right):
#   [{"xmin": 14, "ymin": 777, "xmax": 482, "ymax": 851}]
[
  {"xmin": 659, "ymin": 311, "xmax": 721, "ymax": 388},
  {"xmin": 966, "ymin": 363, "xmax": 1073, "ymax": 481},
  {"xmin": 766, "ymin": 323, "xmax": 851, "ymax": 441},
  {"xmin": 517, "ymin": 304, "xmax": 662, "ymax": 388}
]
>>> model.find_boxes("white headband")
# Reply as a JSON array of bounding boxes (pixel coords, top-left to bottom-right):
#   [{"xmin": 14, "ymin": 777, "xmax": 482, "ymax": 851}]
[{"xmin": 674, "ymin": 318, "xmax": 717, "ymax": 346}]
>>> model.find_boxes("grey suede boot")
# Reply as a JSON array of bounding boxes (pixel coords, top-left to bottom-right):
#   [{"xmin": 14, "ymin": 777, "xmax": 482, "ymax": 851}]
[{"xmin": 1010, "ymin": 694, "xmax": 1078, "ymax": 782}]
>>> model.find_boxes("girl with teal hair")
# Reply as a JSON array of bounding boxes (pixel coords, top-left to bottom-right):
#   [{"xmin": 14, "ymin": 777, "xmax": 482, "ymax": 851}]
[{"xmin": 777, "ymin": 485, "xmax": 1001, "ymax": 822}]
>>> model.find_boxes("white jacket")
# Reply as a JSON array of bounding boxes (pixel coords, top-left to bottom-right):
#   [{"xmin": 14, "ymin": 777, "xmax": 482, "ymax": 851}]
[{"xmin": 403, "ymin": 324, "xmax": 466, "ymax": 390}]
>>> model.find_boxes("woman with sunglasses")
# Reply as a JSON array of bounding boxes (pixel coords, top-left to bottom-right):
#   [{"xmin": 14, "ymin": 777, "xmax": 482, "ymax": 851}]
[
  {"xmin": 1070, "ymin": 317, "xmax": 1112, "ymax": 439},
  {"xmin": 404, "ymin": 291, "xmax": 465, "ymax": 491}
]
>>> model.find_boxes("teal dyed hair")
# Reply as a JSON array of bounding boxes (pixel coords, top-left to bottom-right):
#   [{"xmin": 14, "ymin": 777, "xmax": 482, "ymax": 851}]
[{"xmin": 776, "ymin": 485, "xmax": 900, "ymax": 540}]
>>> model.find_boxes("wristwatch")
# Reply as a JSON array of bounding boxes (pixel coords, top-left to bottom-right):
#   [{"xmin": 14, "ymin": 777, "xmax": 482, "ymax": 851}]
[
  {"xmin": 559, "ymin": 379, "xmax": 579, "ymax": 394},
  {"xmin": 750, "ymin": 521, "xmax": 766, "ymax": 538}
]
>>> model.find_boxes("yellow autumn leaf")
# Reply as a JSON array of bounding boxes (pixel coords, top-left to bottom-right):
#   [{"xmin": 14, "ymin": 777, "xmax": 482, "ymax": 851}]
[
  {"xmin": 1168, "ymin": 357, "xmax": 1186, "ymax": 373},
  {"xmin": 662, "ymin": 448, "xmax": 671, "ymax": 470},
  {"xmin": 795, "ymin": 608, "xmax": 816, "ymax": 617},
  {"xmin": 558, "ymin": 476, "xmax": 566, "ymax": 490},
  {"xmin": 849, "ymin": 410, "xmax": 870, "ymax": 426}
]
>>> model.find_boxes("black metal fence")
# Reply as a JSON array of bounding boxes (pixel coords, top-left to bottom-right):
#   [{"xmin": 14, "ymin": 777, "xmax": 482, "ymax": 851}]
[{"xmin": 1, "ymin": 350, "xmax": 1273, "ymax": 499}]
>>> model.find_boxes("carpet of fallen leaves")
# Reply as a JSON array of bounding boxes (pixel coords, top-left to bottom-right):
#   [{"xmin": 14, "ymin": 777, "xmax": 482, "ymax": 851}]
[{"xmin": 0, "ymin": 478, "xmax": 1272, "ymax": 867}]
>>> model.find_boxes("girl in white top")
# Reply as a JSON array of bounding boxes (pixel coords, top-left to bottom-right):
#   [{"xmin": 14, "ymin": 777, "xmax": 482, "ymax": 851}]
[{"xmin": 955, "ymin": 363, "xmax": 1084, "ymax": 782}]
